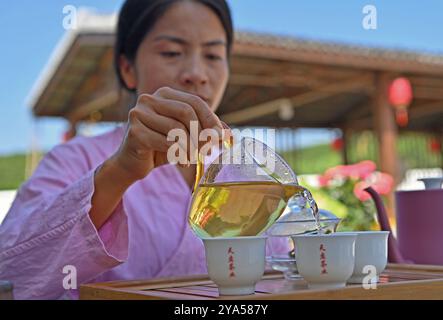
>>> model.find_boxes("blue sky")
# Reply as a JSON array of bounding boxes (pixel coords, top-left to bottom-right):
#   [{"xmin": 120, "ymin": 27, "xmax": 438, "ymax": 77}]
[{"xmin": 0, "ymin": 0, "xmax": 442, "ymax": 155}]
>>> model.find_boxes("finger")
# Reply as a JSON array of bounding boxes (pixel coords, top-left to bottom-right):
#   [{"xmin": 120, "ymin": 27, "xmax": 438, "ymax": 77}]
[
  {"xmin": 138, "ymin": 94, "xmax": 198, "ymax": 129},
  {"xmin": 136, "ymin": 108, "xmax": 198, "ymax": 164},
  {"xmin": 155, "ymin": 87, "xmax": 223, "ymax": 131},
  {"xmin": 155, "ymin": 89, "xmax": 222, "ymax": 158},
  {"xmin": 138, "ymin": 94, "xmax": 201, "ymax": 162},
  {"xmin": 132, "ymin": 118, "xmax": 189, "ymax": 165},
  {"xmin": 220, "ymin": 121, "xmax": 234, "ymax": 146},
  {"xmin": 138, "ymin": 94, "xmax": 200, "ymax": 142}
]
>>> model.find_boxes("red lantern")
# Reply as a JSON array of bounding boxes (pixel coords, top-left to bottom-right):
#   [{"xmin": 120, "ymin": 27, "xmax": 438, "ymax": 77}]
[
  {"xmin": 388, "ymin": 77, "xmax": 413, "ymax": 127},
  {"xmin": 331, "ymin": 138, "xmax": 344, "ymax": 151},
  {"xmin": 429, "ymin": 138, "xmax": 441, "ymax": 154}
]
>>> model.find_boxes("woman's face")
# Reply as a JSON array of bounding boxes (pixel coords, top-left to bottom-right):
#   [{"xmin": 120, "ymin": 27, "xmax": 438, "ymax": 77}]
[{"xmin": 121, "ymin": 0, "xmax": 230, "ymax": 112}]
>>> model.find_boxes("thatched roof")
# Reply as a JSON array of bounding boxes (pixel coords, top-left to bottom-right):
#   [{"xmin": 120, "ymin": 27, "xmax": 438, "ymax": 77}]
[{"xmin": 29, "ymin": 11, "xmax": 443, "ymax": 131}]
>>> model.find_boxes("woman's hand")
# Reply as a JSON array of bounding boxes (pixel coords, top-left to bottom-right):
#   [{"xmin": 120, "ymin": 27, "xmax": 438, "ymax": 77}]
[
  {"xmin": 90, "ymin": 87, "xmax": 225, "ymax": 229},
  {"xmin": 110, "ymin": 86, "xmax": 224, "ymax": 182}
]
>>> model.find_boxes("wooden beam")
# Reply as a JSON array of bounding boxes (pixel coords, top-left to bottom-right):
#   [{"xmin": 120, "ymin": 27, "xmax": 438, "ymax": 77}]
[
  {"xmin": 328, "ymin": 98, "xmax": 373, "ymax": 127},
  {"xmin": 221, "ymin": 97, "xmax": 290, "ymax": 124},
  {"xmin": 345, "ymin": 101, "xmax": 371, "ymax": 121},
  {"xmin": 230, "ymin": 57, "xmax": 305, "ymax": 76},
  {"xmin": 66, "ymin": 90, "xmax": 119, "ymax": 122},
  {"xmin": 222, "ymin": 86, "xmax": 259, "ymax": 110},
  {"xmin": 413, "ymin": 87, "xmax": 443, "ymax": 100},
  {"xmin": 346, "ymin": 117, "xmax": 373, "ymax": 130},
  {"xmin": 221, "ymin": 74, "xmax": 375, "ymax": 125},
  {"xmin": 339, "ymin": 101, "xmax": 373, "ymax": 130},
  {"xmin": 229, "ymin": 73, "xmax": 323, "ymax": 88},
  {"xmin": 233, "ymin": 41, "xmax": 443, "ymax": 76},
  {"xmin": 409, "ymin": 100, "xmax": 443, "ymax": 121},
  {"xmin": 346, "ymin": 100, "xmax": 443, "ymax": 130},
  {"xmin": 409, "ymin": 76, "xmax": 443, "ymax": 88},
  {"xmin": 230, "ymin": 57, "xmax": 363, "ymax": 80}
]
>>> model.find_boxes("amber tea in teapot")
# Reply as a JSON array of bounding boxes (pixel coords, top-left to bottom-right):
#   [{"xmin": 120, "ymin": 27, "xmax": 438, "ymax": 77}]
[{"xmin": 188, "ymin": 136, "xmax": 319, "ymax": 238}]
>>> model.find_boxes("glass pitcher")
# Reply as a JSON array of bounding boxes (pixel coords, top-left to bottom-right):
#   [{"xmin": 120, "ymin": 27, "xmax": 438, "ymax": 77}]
[{"xmin": 188, "ymin": 136, "xmax": 319, "ymax": 238}]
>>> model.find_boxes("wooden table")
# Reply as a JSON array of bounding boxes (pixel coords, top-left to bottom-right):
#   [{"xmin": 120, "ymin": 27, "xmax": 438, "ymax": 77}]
[{"xmin": 80, "ymin": 264, "xmax": 443, "ymax": 300}]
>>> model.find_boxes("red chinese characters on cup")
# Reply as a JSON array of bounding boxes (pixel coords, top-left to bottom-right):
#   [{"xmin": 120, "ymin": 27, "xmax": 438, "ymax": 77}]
[
  {"xmin": 228, "ymin": 247, "xmax": 236, "ymax": 278},
  {"xmin": 319, "ymin": 244, "xmax": 328, "ymax": 275}
]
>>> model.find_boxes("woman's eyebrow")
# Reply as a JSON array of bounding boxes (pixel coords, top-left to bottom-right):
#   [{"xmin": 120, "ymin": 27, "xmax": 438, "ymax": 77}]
[
  {"xmin": 202, "ymin": 40, "xmax": 227, "ymax": 47},
  {"xmin": 153, "ymin": 35, "xmax": 187, "ymax": 45},
  {"xmin": 153, "ymin": 35, "xmax": 226, "ymax": 47}
]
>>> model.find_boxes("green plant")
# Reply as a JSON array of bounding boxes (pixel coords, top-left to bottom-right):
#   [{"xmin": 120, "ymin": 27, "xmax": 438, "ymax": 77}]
[{"xmin": 304, "ymin": 161, "xmax": 394, "ymax": 231}]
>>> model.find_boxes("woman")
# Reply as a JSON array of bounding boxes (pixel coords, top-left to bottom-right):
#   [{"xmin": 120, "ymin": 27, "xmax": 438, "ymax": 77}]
[{"xmin": 0, "ymin": 0, "xmax": 287, "ymax": 299}]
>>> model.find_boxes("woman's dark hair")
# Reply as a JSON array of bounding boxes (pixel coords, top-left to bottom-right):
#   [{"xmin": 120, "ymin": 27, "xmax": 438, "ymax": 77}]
[{"xmin": 114, "ymin": 0, "xmax": 233, "ymax": 91}]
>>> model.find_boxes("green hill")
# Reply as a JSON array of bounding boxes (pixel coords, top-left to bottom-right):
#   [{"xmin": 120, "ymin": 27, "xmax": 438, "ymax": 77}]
[
  {"xmin": 0, "ymin": 131, "xmax": 441, "ymax": 190},
  {"xmin": 281, "ymin": 144, "xmax": 342, "ymax": 175},
  {"xmin": 0, "ymin": 154, "xmax": 28, "ymax": 190},
  {"xmin": 0, "ymin": 145, "xmax": 344, "ymax": 190}
]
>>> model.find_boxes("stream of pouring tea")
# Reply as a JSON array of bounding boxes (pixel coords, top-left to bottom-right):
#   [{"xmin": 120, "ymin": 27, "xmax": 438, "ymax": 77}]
[{"xmin": 192, "ymin": 126, "xmax": 233, "ymax": 193}]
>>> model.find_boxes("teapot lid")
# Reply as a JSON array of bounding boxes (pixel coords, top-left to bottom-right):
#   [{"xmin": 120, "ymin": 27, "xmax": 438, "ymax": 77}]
[{"xmin": 418, "ymin": 177, "xmax": 443, "ymax": 190}]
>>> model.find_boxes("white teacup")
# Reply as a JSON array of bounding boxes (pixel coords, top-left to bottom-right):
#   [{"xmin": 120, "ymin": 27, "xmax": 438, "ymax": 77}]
[
  {"xmin": 292, "ymin": 233, "xmax": 356, "ymax": 289},
  {"xmin": 345, "ymin": 231, "xmax": 389, "ymax": 284},
  {"xmin": 202, "ymin": 236, "xmax": 267, "ymax": 296}
]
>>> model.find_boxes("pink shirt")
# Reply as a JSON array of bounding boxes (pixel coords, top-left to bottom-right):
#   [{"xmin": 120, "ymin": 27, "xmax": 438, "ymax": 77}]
[{"xmin": 0, "ymin": 126, "xmax": 289, "ymax": 299}]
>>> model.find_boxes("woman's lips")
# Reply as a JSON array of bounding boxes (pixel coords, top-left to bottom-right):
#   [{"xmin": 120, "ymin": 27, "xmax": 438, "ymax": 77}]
[{"xmin": 186, "ymin": 91, "xmax": 210, "ymax": 105}]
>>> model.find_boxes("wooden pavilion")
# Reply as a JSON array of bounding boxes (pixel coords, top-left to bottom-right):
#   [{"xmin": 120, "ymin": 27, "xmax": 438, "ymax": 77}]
[{"xmin": 28, "ymin": 12, "xmax": 443, "ymax": 183}]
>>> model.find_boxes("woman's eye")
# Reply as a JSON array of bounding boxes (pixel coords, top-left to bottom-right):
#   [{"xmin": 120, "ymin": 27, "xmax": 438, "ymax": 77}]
[
  {"xmin": 206, "ymin": 54, "xmax": 222, "ymax": 61},
  {"xmin": 161, "ymin": 51, "xmax": 182, "ymax": 58}
]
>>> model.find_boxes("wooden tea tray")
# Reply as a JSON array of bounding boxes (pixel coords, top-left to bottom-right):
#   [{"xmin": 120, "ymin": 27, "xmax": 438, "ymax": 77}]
[{"xmin": 80, "ymin": 264, "xmax": 443, "ymax": 300}]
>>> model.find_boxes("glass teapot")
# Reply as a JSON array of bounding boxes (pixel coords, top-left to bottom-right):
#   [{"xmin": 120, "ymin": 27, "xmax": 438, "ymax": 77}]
[{"xmin": 188, "ymin": 135, "xmax": 319, "ymax": 238}]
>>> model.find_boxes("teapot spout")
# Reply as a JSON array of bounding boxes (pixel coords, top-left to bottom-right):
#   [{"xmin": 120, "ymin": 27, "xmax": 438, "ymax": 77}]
[{"xmin": 364, "ymin": 187, "xmax": 409, "ymax": 264}]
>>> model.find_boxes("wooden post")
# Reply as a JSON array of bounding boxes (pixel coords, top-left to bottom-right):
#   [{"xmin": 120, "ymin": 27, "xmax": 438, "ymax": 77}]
[
  {"xmin": 372, "ymin": 73, "xmax": 399, "ymax": 223},
  {"xmin": 372, "ymin": 73, "xmax": 399, "ymax": 183}
]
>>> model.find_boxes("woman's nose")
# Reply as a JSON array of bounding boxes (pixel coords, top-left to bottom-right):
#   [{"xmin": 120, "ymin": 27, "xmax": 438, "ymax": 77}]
[{"xmin": 180, "ymin": 57, "xmax": 209, "ymax": 87}]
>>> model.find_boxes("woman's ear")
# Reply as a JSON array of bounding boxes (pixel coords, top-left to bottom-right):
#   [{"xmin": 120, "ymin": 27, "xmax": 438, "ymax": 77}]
[{"xmin": 119, "ymin": 55, "xmax": 137, "ymax": 90}]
